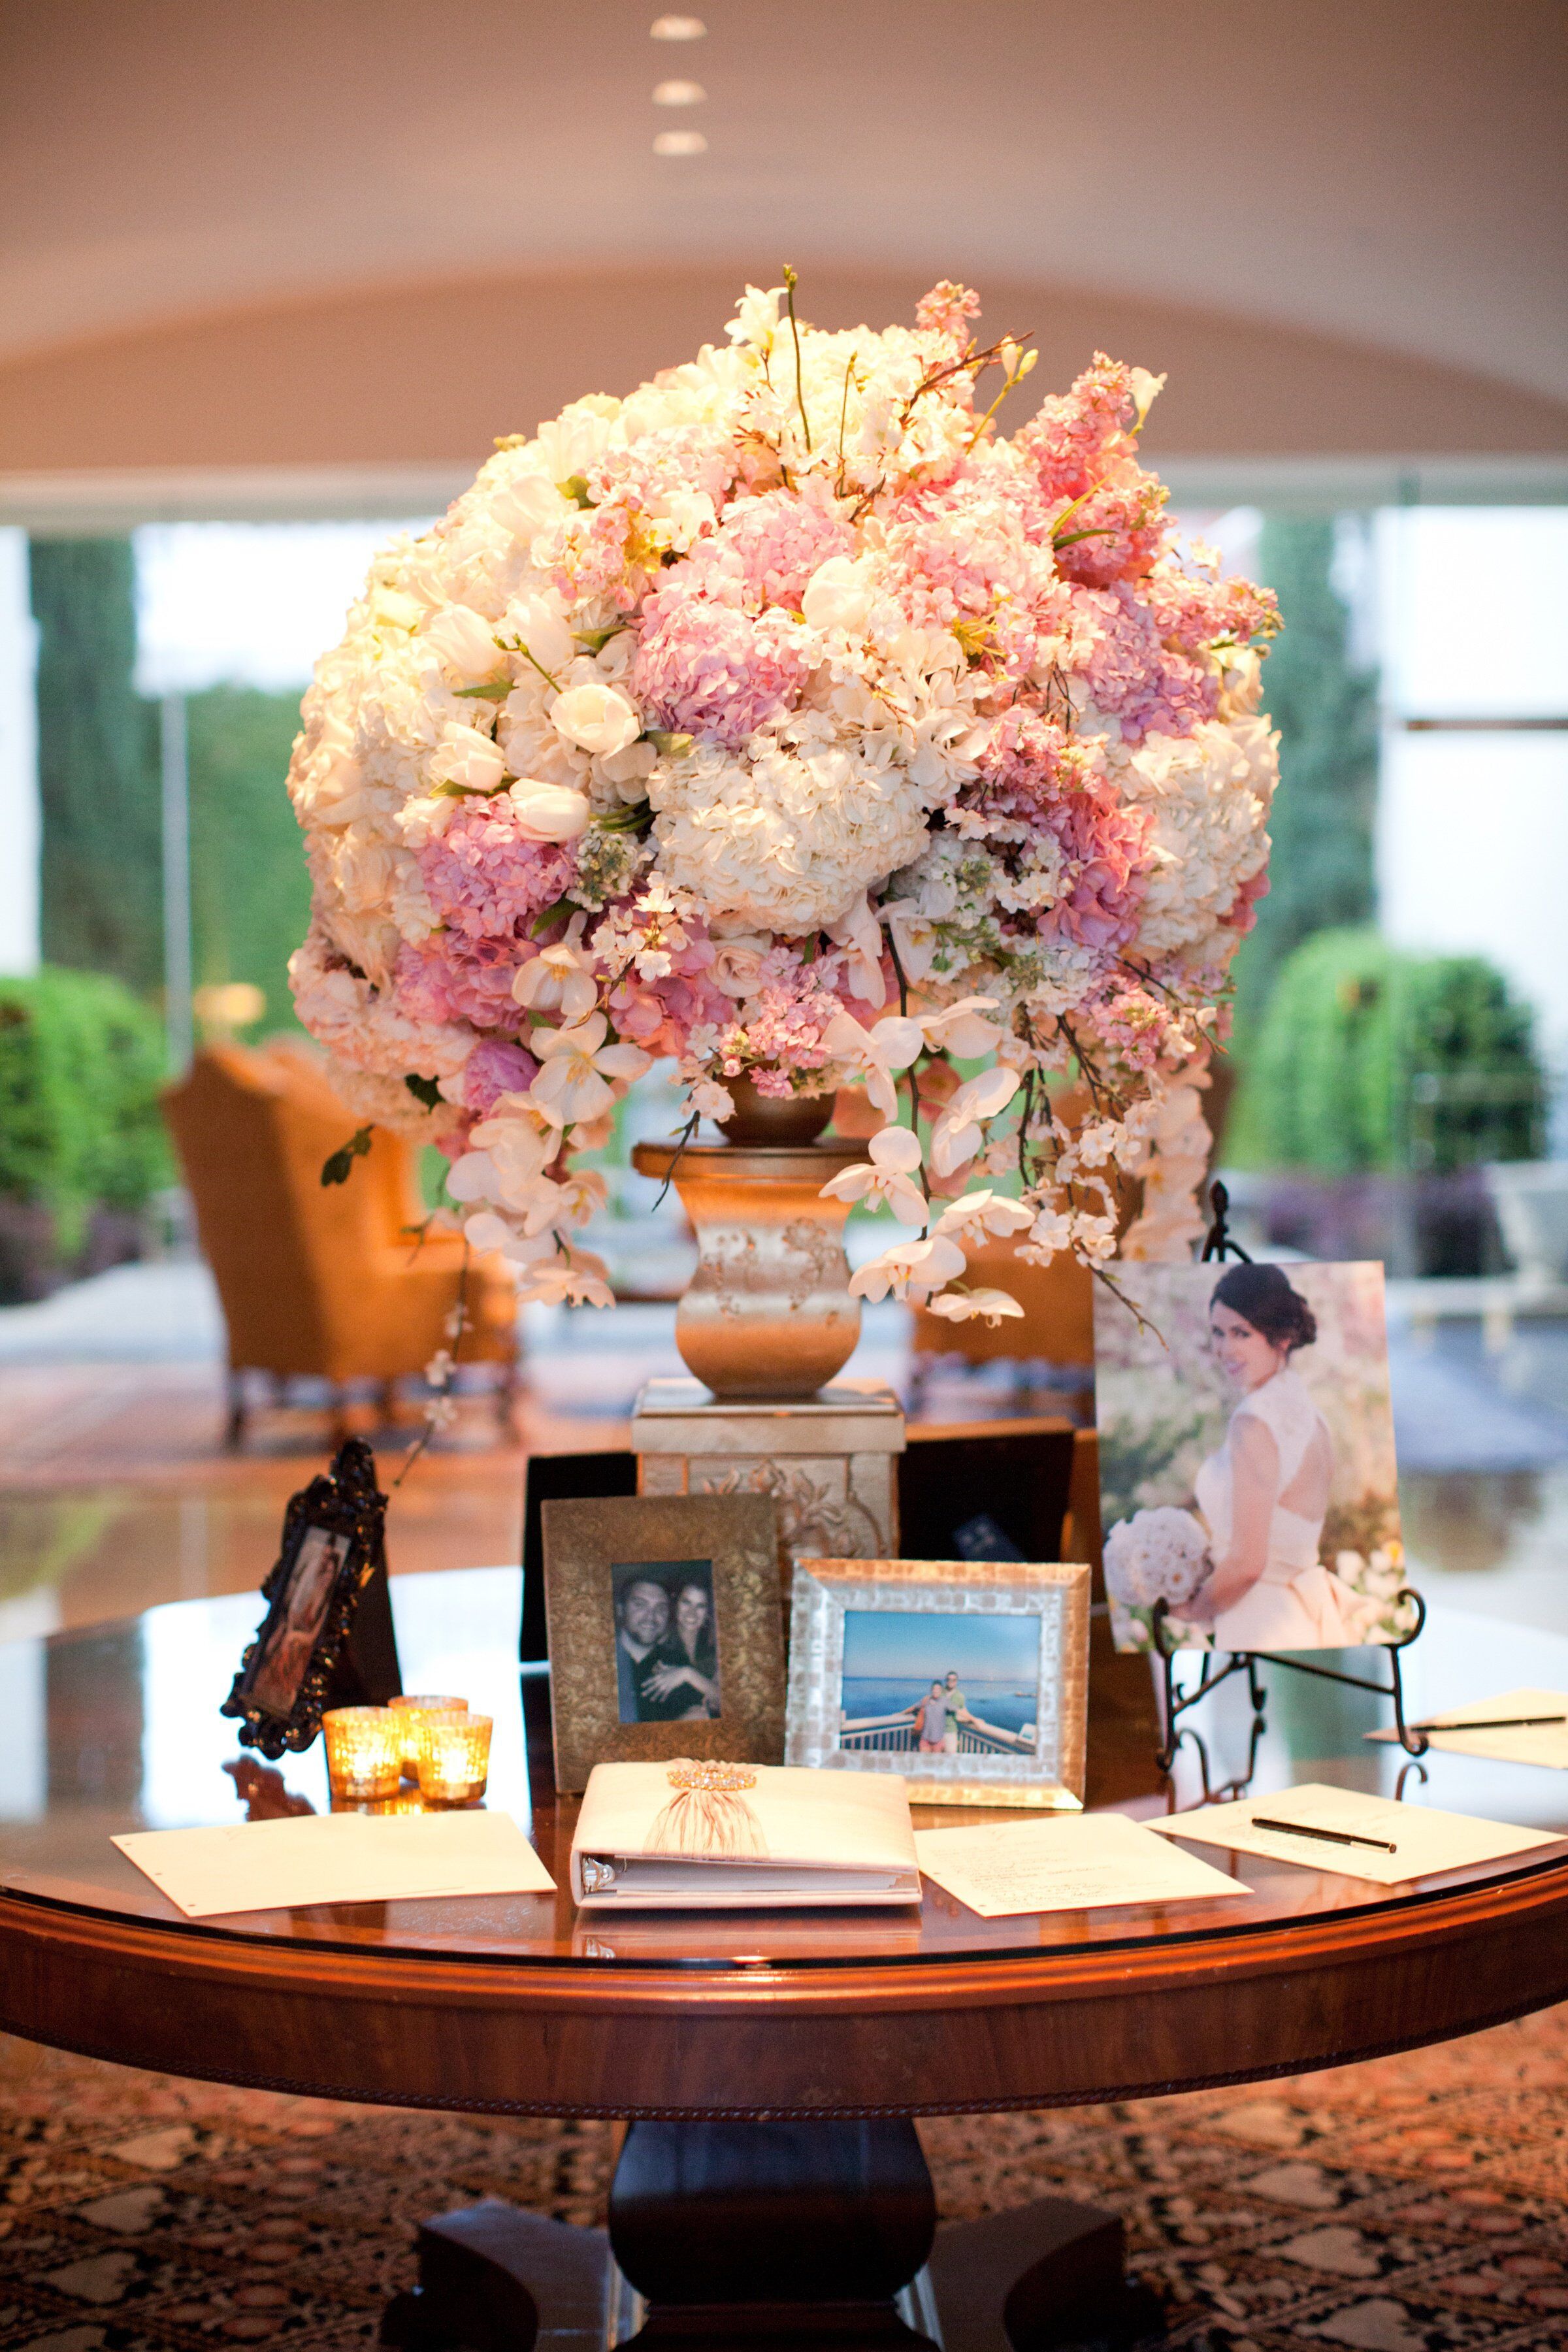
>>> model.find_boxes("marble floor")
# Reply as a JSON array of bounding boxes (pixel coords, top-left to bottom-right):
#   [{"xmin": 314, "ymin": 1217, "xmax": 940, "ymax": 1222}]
[{"xmin": 0, "ymin": 1260, "xmax": 1566, "ymax": 1644}]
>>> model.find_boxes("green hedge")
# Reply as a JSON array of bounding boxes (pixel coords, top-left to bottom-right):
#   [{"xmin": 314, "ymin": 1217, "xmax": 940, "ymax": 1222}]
[
  {"xmin": 0, "ymin": 968, "xmax": 172, "ymax": 1257},
  {"xmin": 1227, "ymin": 928, "xmax": 1546, "ymax": 1175}
]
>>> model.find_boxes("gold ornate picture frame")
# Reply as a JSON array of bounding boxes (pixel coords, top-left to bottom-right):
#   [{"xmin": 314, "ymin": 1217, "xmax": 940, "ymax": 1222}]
[
  {"xmin": 542, "ymin": 1493, "xmax": 785, "ymax": 1792},
  {"xmin": 785, "ymin": 1557, "xmax": 1090, "ymax": 1809}
]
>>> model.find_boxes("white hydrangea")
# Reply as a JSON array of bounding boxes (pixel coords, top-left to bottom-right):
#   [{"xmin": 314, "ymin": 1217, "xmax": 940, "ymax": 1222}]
[
  {"xmin": 1113, "ymin": 719, "xmax": 1278, "ymax": 955},
  {"xmin": 288, "ymin": 923, "xmax": 475, "ymax": 1081},
  {"xmin": 649, "ymin": 738, "xmax": 930, "ymax": 934}
]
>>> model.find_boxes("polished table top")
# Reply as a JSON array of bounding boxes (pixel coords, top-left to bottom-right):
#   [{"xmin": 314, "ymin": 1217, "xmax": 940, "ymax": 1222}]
[{"xmin": 7, "ymin": 1565, "xmax": 1568, "ymax": 1967}]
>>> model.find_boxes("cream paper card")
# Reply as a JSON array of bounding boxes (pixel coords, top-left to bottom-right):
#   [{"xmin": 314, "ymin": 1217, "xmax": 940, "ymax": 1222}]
[
  {"xmin": 114, "ymin": 1809, "xmax": 555, "ymax": 1918},
  {"xmin": 1149, "ymin": 1781, "xmax": 1563, "ymax": 1887},
  {"xmin": 915, "ymin": 1811, "xmax": 1250, "ymax": 1919},
  {"xmin": 572, "ymin": 1761, "xmax": 919, "ymax": 1908},
  {"xmin": 1366, "ymin": 1688, "xmax": 1568, "ymax": 1770}
]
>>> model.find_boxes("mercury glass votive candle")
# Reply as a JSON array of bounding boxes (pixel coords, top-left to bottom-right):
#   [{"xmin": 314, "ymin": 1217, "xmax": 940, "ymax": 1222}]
[
  {"xmin": 321, "ymin": 1706, "xmax": 404, "ymax": 1803},
  {"xmin": 388, "ymin": 1693, "xmax": 468, "ymax": 1779},
  {"xmin": 416, "ymin": 1710, "xmax": 493, "ymax": 1804}
]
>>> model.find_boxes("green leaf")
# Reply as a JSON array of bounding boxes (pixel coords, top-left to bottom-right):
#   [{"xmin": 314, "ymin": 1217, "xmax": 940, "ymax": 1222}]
[
  {"xmin": 403, "ymin": 1074, "xmax": 443, "ymax": 1110},
  {"xmin": 530, "ymin": 896, "xmax": 573, "ymax": 938},
  {"xmin": 645, "ymin": 729, "xmax": 694, "ymax": 757},
  {"xmin": 557, "ymin": 474, "xmax": 595, "ymax": 510},
  {"xmin": 321, "ymin": 1126, "xmax": 373, "ymax": 1186},
  {"xmin": 573, "ymin": 623, "xmax": 628, "ymax": 655},
  {"xmin": 453, "ymin": 678, "xmax": 512, "ymax": 702},
  {"xmin": 1053, "ymin": 527, "xmax": 1118, "ymax": 549}
]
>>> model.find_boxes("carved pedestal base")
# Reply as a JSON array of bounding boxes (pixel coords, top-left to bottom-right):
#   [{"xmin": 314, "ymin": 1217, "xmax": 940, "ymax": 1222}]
[
  {"xmin": 381, "ymin": 2119, "xmax": 1163, "ymax": 2352},
  {"xmin": 632, "ymin": 1379, "xmax": 905, "ymax": 1571}
]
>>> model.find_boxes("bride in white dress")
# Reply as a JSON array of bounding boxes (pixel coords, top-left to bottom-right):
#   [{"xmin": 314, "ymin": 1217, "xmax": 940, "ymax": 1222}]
[{"xmin": 1186, "ymin": 1264, "xmax": 1373, "ymax": 1651}]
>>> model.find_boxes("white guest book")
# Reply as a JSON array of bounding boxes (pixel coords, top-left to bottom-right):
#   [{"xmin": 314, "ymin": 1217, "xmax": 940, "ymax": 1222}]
[{"xmin": 571, "ymin": 1760, "xmax": 920, "ymax": 1908}]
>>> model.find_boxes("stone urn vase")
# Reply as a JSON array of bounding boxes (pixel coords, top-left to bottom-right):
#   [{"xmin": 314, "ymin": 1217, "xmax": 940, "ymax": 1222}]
[{"xmin": 631, "ymin": 1090, "xmax": 865, "ymax": 1401}]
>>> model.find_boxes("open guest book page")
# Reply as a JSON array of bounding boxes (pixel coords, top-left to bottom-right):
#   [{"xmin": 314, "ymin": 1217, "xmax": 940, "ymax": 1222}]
[
  {"xmin": 915, "ymin": 1811, "xmax": 1250, "ymax": 1919},
  {"xmin": 570, "ymin": 1761, "xmax": 920, "ymax": 1908},
  {"xmin": 114, "ymin": 1810, "xmax": 555, "ymax": 1918},
  {"xmin": 1365, "ymin": 1689, "xmax": 1568, "ymax": 1769},
  {"xmin": 1148, "ymin": 1782, "xmax": 1564, "ymax": 1888}
]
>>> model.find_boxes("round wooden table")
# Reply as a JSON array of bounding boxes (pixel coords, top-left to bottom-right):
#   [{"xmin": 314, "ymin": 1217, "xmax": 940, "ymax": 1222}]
[{"xmin": 5, "ymin": 1569, "xmax": 1567, "ymax": 2350}]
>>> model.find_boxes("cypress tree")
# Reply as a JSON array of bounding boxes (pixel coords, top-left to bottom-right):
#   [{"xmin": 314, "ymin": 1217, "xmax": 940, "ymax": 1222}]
[
  {"xmin": 29, "ymin": 538, "xmax": 163, "ymax": 992},
  {"xmin": 1230, "ymin": 516, "xmax": 1379, "ymax": 1032}
]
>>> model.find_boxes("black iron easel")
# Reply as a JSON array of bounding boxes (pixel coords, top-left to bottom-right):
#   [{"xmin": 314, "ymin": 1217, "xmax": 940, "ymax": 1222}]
[{"xmin": 1151, "ymin": 1184, "xmax": 1427, "ymax": 1788}]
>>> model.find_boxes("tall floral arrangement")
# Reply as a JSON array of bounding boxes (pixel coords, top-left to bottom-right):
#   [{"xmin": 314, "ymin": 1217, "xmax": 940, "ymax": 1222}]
[{"xmin": 287, "ymin": 278, "xmax": 1279, "ymax": 1316}]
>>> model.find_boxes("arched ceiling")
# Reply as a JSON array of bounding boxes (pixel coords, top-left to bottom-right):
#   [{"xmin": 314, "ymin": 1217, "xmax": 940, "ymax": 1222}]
[{"xmin": 2, "ymin": 0, "xmax": 1564, "ymax": 485}]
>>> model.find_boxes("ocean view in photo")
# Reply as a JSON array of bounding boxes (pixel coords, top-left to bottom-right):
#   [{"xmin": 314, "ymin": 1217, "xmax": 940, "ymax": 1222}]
[{"xmin": 839, "ymin": 1678, "xmax": 1037, "ymax": 1737}]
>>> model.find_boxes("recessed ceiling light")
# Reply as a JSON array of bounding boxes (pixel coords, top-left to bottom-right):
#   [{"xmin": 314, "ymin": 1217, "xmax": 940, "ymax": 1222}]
[
  {"xmin": 653, "ymin": 79, "xmax": 706, "ymax": 105},
  {"xmin": 653, "ymin": 129, "xmax": 708, "ymax": 155},
  {"xmin": 651, "ymin": 14, "xmax": 706, "ymax": 36}
]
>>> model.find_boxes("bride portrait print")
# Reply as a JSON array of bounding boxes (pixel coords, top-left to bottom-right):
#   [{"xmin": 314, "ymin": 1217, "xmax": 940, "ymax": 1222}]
[{"xmin": 1095, "ymin": 1260, "xmax": 1411, "ymax": 1656}]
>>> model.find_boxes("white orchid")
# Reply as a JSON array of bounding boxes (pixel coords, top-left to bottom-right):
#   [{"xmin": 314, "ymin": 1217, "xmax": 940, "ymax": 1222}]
[
  {"xmin": 825, "ymin": 893, "xmax": 887, "ymax": 1009},
  {"xmin": 821, "ymin": 1009, "xmax": 926, "ymax": 1120},
  {"xmin": 849, "ymin": 1231, "xmax": 966, "ymax": 1305},
  {"xmin": 516, "ymin": 1249, "xmax": 616, "ymax": 1309},
  {"xmin": 930, "ymin": 1064, "xmax": 1022, "ymax": 1176},
  {"xmin": 921, "ymin": 995, "xmax": 1005, "ymax": 1058},
  {"xmin": 819, "ymin": 1126, "xmax": 927, "ymax": 1226},
  {"xmin": 687, "ymin": 1077, "xmax": 736, "ymax": 1122},
  {"xmin": 926, "ymin": 1287, "xmax": 1025, "ymax": 1328},
  {"xmin": 529, "ymin": 1014, "xmax": 650, "ymax": 1126},
  {"xmin": 461, "ymin": 1212, "xmax": 557, "ymax": 1264},
  {"xmin": 931, "ymin": 1188, "xmax": 1034, "ymax": 1243},
  {"xmin": 513, "ymin": 923, "xmax": 598, "ymax": 1022}
]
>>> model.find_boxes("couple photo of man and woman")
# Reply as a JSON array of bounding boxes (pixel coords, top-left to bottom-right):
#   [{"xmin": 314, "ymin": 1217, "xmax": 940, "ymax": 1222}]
[{"xmin": 612, "ymin": 1560, "xmax": 723, "ymax": 1724}]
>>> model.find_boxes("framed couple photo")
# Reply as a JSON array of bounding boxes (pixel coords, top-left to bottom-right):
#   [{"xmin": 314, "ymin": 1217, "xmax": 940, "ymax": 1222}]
[
  {"xmin": 785, "ymin": 1556, "xmax": 1090, "ymax": 1808},
  {"xmin": 1094, "ymin": 1258, "xmax": 1413, "ymax": 1658}
]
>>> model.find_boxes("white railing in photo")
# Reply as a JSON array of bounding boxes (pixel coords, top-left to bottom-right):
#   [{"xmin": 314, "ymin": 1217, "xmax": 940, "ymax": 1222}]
[{"xmin": 837, "ymin": 1712, "xmax": 1034, "ymax": 1757}]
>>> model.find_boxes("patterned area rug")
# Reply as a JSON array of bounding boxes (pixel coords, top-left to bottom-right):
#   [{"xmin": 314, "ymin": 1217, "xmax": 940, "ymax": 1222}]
[{"xmin": 0, "ymin": 2006, "xmax": 1564, "ymax": 2351}]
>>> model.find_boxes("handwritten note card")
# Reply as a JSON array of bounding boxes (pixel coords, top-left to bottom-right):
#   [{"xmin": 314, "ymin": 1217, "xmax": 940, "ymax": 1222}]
[
  {"xmin": 915, "ymin": 1810, "xmax": 1251, "ymax": 1919},
  {"xmin": 1148, "ymin": 1782, "xmax": 1563, "ymax": 1887},
  {"xmin": 114, "ymin": 1809, "xmax": 555, "ymax": 1918},
  {"xmin": 1366, "ymin": 1689, "xmax": 1568, "ymax": 1771}
]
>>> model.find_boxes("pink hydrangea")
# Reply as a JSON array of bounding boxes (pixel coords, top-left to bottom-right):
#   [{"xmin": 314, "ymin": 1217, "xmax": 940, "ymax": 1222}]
[
  {"xmin": 681, "ymin": 486, "xmax": 851, "ymax": 612},
  {"xmin": 1070, "ymin": 585, "xmax": 1218, "ymax": 742},
  {"xmin": 417, "ymin": 802, "xmax": 576, "ymax": 941},
  {"xmin": 632, "ymin": 583, "xmax": 811, "ymax": 747},
  {"xmin": 883, "ymin": 459, "xmax": 1055, "ymax": 650},
  {"xmin": 1037, "ymin": 787, "xmax": 1151, "ymax": 951},
  {"xmin": 451, "ymin": 1037, "xmax": 540, "ymax": 1114},
  {"xmin": 715, "ymin": 967, "xmax": 847, "ymax": 1084},
  {"xmin": 608, "ymin": 962, "xmax": 734, "ymax": 1061},
  {"xmin": 395, "ymin": 935, "xmax": 525, "ymax": 1034},
  {"xmin": 1217, "ymin": 865, "xmax": 1271, "ymax": 935}
]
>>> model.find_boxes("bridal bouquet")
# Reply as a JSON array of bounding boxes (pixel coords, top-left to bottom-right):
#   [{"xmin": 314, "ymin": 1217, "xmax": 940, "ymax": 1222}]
[
  {"xmin": 286, "ymin": 277, "xmax": 1278, "ymax": 1313},
  {"xmin": 1103, "ymin": 1505, "xmax": 1213, "ymax": 1648}
]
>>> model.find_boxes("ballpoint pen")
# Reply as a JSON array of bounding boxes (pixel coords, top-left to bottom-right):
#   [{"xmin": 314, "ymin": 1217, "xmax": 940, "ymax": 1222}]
[{"xmin": 1249, "ymin": 1816, "xmax": 1397, "ymax": 1854}]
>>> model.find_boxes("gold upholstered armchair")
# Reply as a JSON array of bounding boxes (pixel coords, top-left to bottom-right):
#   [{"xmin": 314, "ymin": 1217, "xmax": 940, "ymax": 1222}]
[{"xmin": 163, "ymin": 1044, "xmax": 519, "ymax": 1448}]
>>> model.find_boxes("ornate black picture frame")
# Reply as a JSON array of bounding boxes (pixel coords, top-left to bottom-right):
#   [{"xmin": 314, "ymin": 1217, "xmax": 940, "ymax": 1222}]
[{"xmin": 221, "ymin": 1438, "xmax": 400, "ymax": 1758}]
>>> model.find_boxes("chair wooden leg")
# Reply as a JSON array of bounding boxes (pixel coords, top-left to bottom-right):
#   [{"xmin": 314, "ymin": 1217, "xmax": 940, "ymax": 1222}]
[
  {"xmin": 495, "ymin": 1351, "xmax": 521, "ymax": 1437},
  {"xmin": 224, "ymin": 1369, "xmax": 248, "ymax": 1452},
  {"xmin": 329, "ymin": 1387, "xmax": 353, "ymax": 1451}
]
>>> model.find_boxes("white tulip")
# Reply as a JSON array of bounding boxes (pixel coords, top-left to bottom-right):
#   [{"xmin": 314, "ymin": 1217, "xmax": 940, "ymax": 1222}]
[
  {"xmin": 503, "ymin": 591, "xmax": 576, "ymax": 678},
  {"xmin": 551, "ymin": 682, "xmax": 642, "ymax": 757},
  {"xmin": 431, "ymin": 723, "xmax": 506, "ymax": 796},
  {"xmin": 507, "ymin": 781, "xmax": 591, "ymax": 841},
  {"xmin": 423, "ymin": 604, "xmax": 502, "ymax": 685},
  {"xmin": 490, "ymin": 474, "xmax": 568, "ymax": 544}
]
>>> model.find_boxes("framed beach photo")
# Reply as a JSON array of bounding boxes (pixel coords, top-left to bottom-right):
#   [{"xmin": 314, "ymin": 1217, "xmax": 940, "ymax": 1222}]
[
  {"xmin": 785, "ymin": 1558, "xmax": 1090, "ymax": 1809},
  {"xmin": 541, "ymin": 1492, "xmax": 785, "ymax": 1791},
  {"xmin": 1094, "ymin": 1260, "xmax": 1413, "ymax": 1658},
  {"xmin": 221, "ymin": 1438, "xmax": 398, "ymax": 1757}
]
